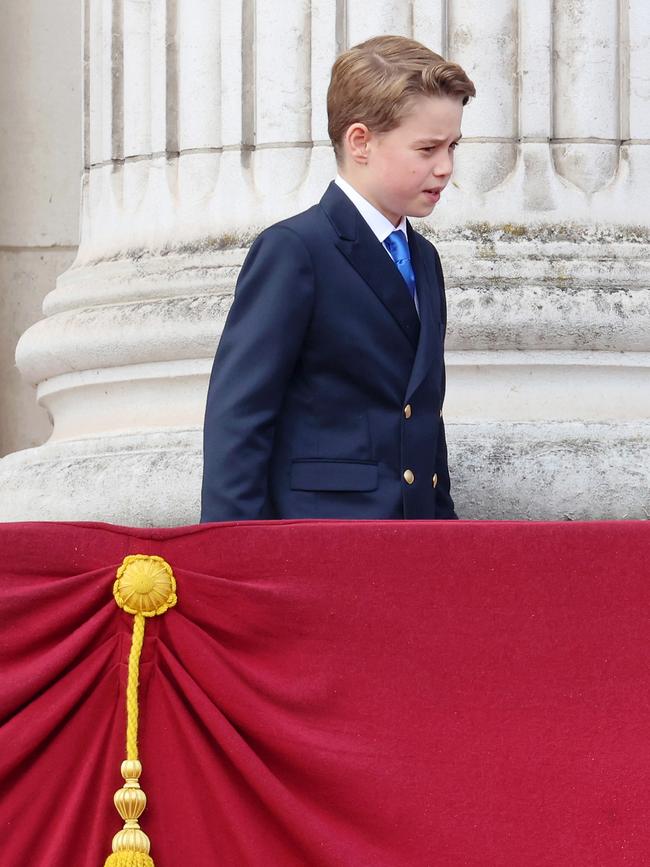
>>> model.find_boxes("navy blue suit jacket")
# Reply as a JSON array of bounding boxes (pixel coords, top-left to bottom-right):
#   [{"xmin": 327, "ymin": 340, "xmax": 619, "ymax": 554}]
[{"xmin": 201, "ymin": 181, "xmax": 457, "ymax": 521}]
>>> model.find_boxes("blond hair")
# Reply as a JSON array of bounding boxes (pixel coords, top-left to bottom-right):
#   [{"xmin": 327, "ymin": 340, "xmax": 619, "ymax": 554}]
[{"xmin": 327, "ymin": 35, "xmax": 476, "ymax": 161}]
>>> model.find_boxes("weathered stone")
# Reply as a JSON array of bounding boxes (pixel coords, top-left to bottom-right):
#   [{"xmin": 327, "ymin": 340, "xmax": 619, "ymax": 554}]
[{"xmin": 0, "ymin": 1, "xmax": 648, "ymax": 523}]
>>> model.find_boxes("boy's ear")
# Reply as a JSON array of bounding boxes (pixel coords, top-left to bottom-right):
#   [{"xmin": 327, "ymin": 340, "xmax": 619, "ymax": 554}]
[{"xmin": 343, "ymin": 123, "xmax": 371, "ymax": 166}]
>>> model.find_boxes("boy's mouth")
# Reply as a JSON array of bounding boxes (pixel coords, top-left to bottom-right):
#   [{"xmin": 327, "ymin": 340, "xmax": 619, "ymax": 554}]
[{"xmin": 422, "ymin": 187, "xmax": 442, "ymax": 202}]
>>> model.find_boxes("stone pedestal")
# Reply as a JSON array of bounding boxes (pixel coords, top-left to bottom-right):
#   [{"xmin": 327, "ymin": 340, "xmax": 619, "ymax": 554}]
[{"xmin": 0, "ymin": 0, "xmax": 648, "ymax": 524}]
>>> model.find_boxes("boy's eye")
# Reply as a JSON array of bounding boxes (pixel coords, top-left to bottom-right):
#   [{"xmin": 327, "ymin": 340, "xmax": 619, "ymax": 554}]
[{"xmin": 419, "ymin": 141, "xmax": 460, "ymax": 153}]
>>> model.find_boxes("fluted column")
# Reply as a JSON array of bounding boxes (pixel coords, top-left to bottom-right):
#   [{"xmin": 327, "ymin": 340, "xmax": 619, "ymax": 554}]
[
  {"xmin": 0, "ymin": 0, "xmax": 647, "ymax": 524},
  {"xmin": 552, "ymin": 0, "xmax": 620, "ymax": 193},
  {"xmin": 437, "ymin": 0, "xmax": 649, "ymax": 520}
]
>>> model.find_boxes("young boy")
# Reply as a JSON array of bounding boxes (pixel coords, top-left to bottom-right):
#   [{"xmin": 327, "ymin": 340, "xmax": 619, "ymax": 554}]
[{"xmin": 201, "ymin": 35, "xmax": 475, "ymax": 522}]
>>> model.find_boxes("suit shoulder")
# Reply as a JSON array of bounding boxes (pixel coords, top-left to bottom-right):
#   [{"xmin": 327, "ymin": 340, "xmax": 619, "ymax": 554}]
[
  {"xmin": 244, "ymin": 208, "xmax": 317, "ymax": 261},
  {"xmin": 267, "ymin": 203, "xmax": 325, "ymax": 239},
  {"xmin": 246, "ymin": 206, "xmax": 326, "ymax": 263}
]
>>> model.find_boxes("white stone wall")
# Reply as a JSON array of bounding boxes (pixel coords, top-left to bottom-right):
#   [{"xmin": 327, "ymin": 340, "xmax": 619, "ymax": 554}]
[
  {"xmin": 0, "ymin": 0, "xmax": 81, "ymax": 458},
  {"xmin": 0, "ymin": 0, "xmax": 648, "ymax": 524}
]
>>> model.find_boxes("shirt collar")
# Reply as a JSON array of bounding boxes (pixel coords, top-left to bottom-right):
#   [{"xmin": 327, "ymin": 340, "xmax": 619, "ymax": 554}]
[{"xmin": 334, "ymin": 175, "xmax": 408, "ymax": 244}]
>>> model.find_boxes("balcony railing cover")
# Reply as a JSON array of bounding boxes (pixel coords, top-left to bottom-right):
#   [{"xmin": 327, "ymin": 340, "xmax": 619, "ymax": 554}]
[{"xmin": 1, "ymin": 519, "xmax": 649, "ymax": 866}]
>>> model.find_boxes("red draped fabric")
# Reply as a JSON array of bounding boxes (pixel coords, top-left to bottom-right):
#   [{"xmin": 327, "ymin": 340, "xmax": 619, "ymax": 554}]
[{"xmin": 1, "ymin": 519, "xmax": 650, "ymax": 866}]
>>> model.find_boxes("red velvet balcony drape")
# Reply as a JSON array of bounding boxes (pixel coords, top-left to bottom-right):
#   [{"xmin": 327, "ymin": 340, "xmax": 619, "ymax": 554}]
[{"xmin": 1, "ymin": 519, "xmax": 650, "ymax": 866}]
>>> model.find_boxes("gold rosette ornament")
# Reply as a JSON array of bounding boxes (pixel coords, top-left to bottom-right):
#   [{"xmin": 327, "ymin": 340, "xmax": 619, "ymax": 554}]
[
  {"xmin": 114, "ymin": 555, "xmax": 178, "ymax": 618},
  {"xmin": 104, "ymin": 555, "xmax": 177, "ymax": 867}
]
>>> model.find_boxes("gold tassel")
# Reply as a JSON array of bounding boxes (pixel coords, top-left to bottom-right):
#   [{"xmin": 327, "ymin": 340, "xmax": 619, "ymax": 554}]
[{"xmin": 104, "ymin": 555, "xmax": 178, "ymax": 867}]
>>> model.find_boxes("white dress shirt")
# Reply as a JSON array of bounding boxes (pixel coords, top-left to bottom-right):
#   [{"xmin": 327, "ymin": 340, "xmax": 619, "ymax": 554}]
[{"xmin": 334, "ymin": 174, "xmax": 419, "ymax": 313}]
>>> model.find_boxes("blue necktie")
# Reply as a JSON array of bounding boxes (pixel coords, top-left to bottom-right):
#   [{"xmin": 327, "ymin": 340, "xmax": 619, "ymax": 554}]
[{"xmin": 384, "ymin": 230, "xmax": 417, "ymax": 303}]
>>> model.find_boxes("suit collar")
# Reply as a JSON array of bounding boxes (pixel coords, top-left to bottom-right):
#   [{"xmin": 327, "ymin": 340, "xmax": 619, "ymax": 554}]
[
  {"xmin": 407, "ymin": 222, "xmax": 441, "ymax": 323},
  {"xmin": 320, "ymin": 182, "xmax": 420, "ymax": 350},
  {"xmin": 333, "ymin": 175, "xmax": 408, "ymax": 244},
  {"xmin": 405, "ymin": 225, "xmax": 442, "ymax": 398},
  {"xmin": 319, "ymin": 180, "xmax": 358, "ymax": 241}
]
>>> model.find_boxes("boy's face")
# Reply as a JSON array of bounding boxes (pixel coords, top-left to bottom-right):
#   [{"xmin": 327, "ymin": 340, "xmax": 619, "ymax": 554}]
[{"xmin": 344, "ymin": 94, "xmax": 464, "ymax": 226}]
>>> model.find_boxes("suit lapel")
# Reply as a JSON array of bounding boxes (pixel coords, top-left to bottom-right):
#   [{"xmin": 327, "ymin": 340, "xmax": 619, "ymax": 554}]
[
  {"xmin": 320, "ymin": 182, "xmax": 420, "ymax": 351},
  {"xmin": 405, "ymin": 223, "xmax": 442, "ymax": 399}
]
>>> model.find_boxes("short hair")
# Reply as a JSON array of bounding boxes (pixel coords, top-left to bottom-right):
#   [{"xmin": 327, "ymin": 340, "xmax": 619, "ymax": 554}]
[{"xmin": 327, "ymin": 35, "xmax": 476, "ymax": 161}]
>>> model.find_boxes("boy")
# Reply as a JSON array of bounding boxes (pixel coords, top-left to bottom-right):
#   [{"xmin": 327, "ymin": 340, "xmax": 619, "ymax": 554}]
[{"xmin": 201, "ymin": 35, "xmax": 475, "ymax": 521}]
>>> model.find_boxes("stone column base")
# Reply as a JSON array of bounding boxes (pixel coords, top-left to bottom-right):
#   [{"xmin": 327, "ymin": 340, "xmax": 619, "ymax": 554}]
[{"xmin": 0, "ymin": 423, "xmax": 646, "ymax": 525}]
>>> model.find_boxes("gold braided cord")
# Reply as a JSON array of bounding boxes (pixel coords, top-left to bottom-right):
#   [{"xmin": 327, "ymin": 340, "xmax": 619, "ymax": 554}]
[
  {"xmin": 104, "ymin": 555, "xmax": 177, "ymax": 867},
  {"xmin": 126, "ymin": 613, "xmax": 145, "ymax": 762}
]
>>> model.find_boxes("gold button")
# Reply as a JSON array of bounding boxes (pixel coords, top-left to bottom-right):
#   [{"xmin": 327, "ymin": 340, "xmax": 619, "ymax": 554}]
[
  {"xmin": 432, "ymin": 473, "xmax": 438, "ymax": 488},
  {"xmin": 403, "ymin": 469, "xmax": 415, "ymax": 485},
  {"xmin": 404, "ymin": 404, "xmax": 412, "ymax": 419}
]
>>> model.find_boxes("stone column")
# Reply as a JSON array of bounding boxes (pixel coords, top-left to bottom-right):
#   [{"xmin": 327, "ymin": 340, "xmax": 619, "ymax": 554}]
[
  {"xmin": 0, "ymin": 0, "xmax": 81, "ymax": 458},
  {"xmin": 438, "ymin": 0, "xmax": 650, "ymax": 520},
  {"xmin": 0, "ymin": 0, "xmax": 648, "ymax": 524}
]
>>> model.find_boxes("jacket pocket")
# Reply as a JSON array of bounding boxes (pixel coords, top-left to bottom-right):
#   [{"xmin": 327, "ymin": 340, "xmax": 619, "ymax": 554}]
[{"xmin": 290, "ymin": 460, "xmax": 379, "ymax": 492}]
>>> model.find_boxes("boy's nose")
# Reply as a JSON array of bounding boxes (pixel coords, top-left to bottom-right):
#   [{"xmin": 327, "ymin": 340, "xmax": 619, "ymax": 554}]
[{"xmin": 433, "ymin": 154, "xmax": 453, "ymax": 177}]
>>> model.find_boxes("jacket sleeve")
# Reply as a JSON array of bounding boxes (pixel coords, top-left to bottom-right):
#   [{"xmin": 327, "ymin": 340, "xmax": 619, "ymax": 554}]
[
  {"xmin": 432, "ymin": 246, "xmax": 458, "ymax": 520},
  {"xmin": 200, "ymin": 225, "xmax": 315, "ymax": 522}
]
